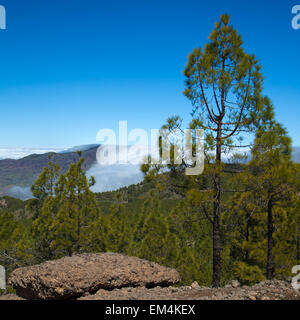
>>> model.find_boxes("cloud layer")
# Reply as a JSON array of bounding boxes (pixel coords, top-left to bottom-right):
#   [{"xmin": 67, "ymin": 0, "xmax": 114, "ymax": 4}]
[
  {"xmin": 0, "ymin": 147, "xmax": 66, "ymax": 160},
  {"xmin": 2, "ymin": 145, "xmax": 299, "ymax": 200},
  {"xmin": 6, "ymin": 186, "xmax": 32, "ymax": 200},
  {"xmin": 87, "ymin": 163, "xmax": 144, "ymax": 193}
]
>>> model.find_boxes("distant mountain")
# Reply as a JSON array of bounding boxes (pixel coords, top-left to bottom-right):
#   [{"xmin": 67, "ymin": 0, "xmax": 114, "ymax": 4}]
[
  {"xmin": 0, "ymin": 145, "xmax": 99, "ymax": 198},
  {"xmin": 0, "ymin": 147, "xmax": 66, "ymax": 160},
  {"xmin": 59, "ymin": 144, "xmax": 100, "ymax": 154},
  {"xmin": 1, "ymin": 144, "xmax": 299, "ymax": 200}
]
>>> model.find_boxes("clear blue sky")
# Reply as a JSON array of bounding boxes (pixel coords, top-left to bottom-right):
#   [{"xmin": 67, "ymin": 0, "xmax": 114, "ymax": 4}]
[{"xmin": 0, "ymin": 0, "xmax": 299, "ymax": 148}]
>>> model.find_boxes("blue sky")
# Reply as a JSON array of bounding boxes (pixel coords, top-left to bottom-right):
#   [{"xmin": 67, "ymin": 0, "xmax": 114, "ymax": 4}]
[{"xmin": 0, "ymin": 0, "xmax": 299, "ymax": 148}]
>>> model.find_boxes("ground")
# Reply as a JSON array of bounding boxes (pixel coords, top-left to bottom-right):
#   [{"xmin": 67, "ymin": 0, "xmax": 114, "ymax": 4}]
[{"xmin": 1, "ymin": 280, "xmax": 298, "ymax": 300}]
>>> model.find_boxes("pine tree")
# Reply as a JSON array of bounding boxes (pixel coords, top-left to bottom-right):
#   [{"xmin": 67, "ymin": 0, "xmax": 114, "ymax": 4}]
[
  {"xmin": 129, "ymin": 191, "xmax": 180, "ymax": 267},
  {"xmin": 250, "ymin": 104, "xmax": 295, "ymax": 279},
  {"xmin": 48, "ymin": 152, "xmax": 101, "ymax": 256},
  {"xmin": 127, "ymin": 191, "xmax": 158, "ymax": 257},
  {"xmin": 27, "ymin": 153, "xmax": 60, "ymax": 219},
  {"xmin": 138, "ymin": 211, "xmax": 180, "ymax": 267},
  {"xmin": 31, "ymin": 152, "xmax": 102, "ymax": 259},
  {"xmin": 87, "ymin": 213, "xmax": 107, "ymax": 253},
  {"xmin": 0, "ymin": 210, "xmax": 34, "ymax": 276},
  {"xmin": 183, "ymin": 13, "xmax": 266, "ymax": 287},
  {"xmin": 105, "ymin": 192, "xmax": 131, "ymax": 253},
  {"xmin": 168, "ymin": 199, "xmax": 213, "ymax": 285},
  {"xmin": 139, "ymin": 14, "xmax": 266, "ymax": 287},
  {"xmin": 230, "ymin": 100, "xmax": 298, "ymax": 280},
  {"xmin": 30, "ymin": 154, "xmax": 61, "ymax": 261}
]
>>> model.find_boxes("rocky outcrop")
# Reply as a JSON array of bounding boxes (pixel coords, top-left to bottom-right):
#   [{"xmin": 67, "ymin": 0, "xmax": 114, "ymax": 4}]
[
  {"xmin": 5, "ymin": 253, "xmax": 300, "ymax": 300},
  {"xmin": 8, "ymin": 253, "xmax": 180, "ymax": 300},
  {"xmin": 79, "ymin": 280, "xmax": 300, "ymax": 300}
]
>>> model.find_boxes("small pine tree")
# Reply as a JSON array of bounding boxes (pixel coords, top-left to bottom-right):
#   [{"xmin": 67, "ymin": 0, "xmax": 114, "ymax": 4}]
[
  {"xmin": 105, "ymin": 193, "xmax": 131, "ymax": 253},
  {"xmin": 230, "ymin": 100, "xmax": 298, "ymax": 280},
  {"xmin": 31, "ymin": 152, "xmax": 102, "ymax": 258},
  {"xmin": 129, "ymin": 191, "xmax": 180, "ymax": 267},
  {"xmin": 48, "ymin": 153, "xmax": 101, "ymax": 256},
  {"xmin": 27, "ymin": 153, "xmax": 60, "ymax": 219}
]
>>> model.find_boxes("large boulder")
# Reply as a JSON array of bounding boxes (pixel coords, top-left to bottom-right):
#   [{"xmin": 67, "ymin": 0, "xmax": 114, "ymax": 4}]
[{"xmin": 9, "ymin": 253, "xmax": 180, "ymax": 300}]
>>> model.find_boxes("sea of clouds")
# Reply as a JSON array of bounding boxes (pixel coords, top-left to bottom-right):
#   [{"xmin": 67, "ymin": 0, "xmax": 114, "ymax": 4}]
[
  {"xmin": 6, "ymin": 186, "xmax": 33, "ymax": 200},
  {"xmin": 0, "ymin": 147, "xmax": 66, "ymax": 160},
  {"xmin": 86, "ymin": 145, "xmax": 149, "ymax": 193},
  {"xmin": 2, "ymin": 145, "xmax": 299, "ymax": 200}
]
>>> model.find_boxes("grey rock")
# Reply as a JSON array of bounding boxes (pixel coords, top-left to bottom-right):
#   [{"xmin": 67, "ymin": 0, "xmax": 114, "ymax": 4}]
[
  {"xmin": 231, "ymin": 280, "xmax": 241, "ymax": 288},
  {"xmin": 191, "ymin": 281, "xmax": 201, "ymax": 289},
  {"xmin": 9, "ymin": 253, "xmax": 180, "ymax": 300}
]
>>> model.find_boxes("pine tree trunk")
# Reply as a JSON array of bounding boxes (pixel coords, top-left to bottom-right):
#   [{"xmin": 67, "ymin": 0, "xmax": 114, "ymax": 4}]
[
  {"xmin": 212, "ymin": 134, "xmax": 222, "ymax": 288},
  {"xmin": 212, "ymin": 196, "xmax": 221, "ymax": 287},
  {"xmin": 245, "ymin": 213, "xmax": 249, "ymax": 262},
  {"xmin": 267, "ymin": 199, "xmax": 273, "ymax": 280},
  {"xmin": 297, "ymin": 222, "xmax": 300, "ymax": 263},
  {"xmin": 68, "ymin": 248, "xmax": 72, "ymax": 257},
  {"xmin": 77, "ymin": 216, "xmax": 81, "ymax": 253}
]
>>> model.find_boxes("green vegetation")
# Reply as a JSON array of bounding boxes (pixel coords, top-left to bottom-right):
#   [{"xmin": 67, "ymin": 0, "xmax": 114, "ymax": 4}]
[{"xmin": 1, "ymin": 160, "xmax": 299, "ymax": 287}]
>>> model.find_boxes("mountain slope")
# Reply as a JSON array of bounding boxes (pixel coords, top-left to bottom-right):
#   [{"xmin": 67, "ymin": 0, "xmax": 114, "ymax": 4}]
[{"xmin": 0, "ymin": 146, "xmax": 99, "ymax": 196}]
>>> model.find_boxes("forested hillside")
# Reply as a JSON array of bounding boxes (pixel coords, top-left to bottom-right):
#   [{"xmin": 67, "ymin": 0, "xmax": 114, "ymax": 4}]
[{"xmin": 0, "ymin": 158, "xmax": 299, "ymax": 291}]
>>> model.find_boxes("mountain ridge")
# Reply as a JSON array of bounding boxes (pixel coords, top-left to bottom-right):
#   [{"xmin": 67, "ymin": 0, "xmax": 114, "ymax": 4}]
[
  {"xmin": 0, "ymin": 146, "xmax": 99, "ymax": 197},
  {"xmin": 0, "ymin": 144, "xmax": 299, "ymax": 199}
]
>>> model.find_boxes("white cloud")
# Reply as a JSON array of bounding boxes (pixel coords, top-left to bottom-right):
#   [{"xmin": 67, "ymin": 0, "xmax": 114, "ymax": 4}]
[
  {"xmin": 87, "ymin": 163, "xmax": 144, "ymax": 193},
  {"xmin": 87, "ymin": 145, "xmax": 147, "ymax": 192},
  {"xmin": 0, "ymin": 147, "xmax": 66, "ymax": 160},
  {"xmin": 6, "ymin": 186, "xmax": 32, "ymax": 200}
]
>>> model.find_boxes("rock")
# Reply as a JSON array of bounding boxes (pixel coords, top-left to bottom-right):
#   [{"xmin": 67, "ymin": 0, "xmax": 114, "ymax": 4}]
[
  {"xmin": 0, "ymin": 199, "xmax": 7, "ymax": 208},
  {"xmin": 79, "ymin": 278, "xmax": 300, "ymax": 300},
  {"xmin": 9, "ymin": 252, "xmax": 180, "ymax": 300},
  {"xmin": 231, "ymin": 280, "xmax": 241, "ymax": 288},
  {"xmin": 191, "ymin": 281, "xmax": 200, "ymax": 289},
  {"xmin": 79, "ymin": 286, "xmax": 175, "ymax": 300},
  {"xmin": 214, "ymin": 293, "xmax": 224, "ymax": 299}
]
